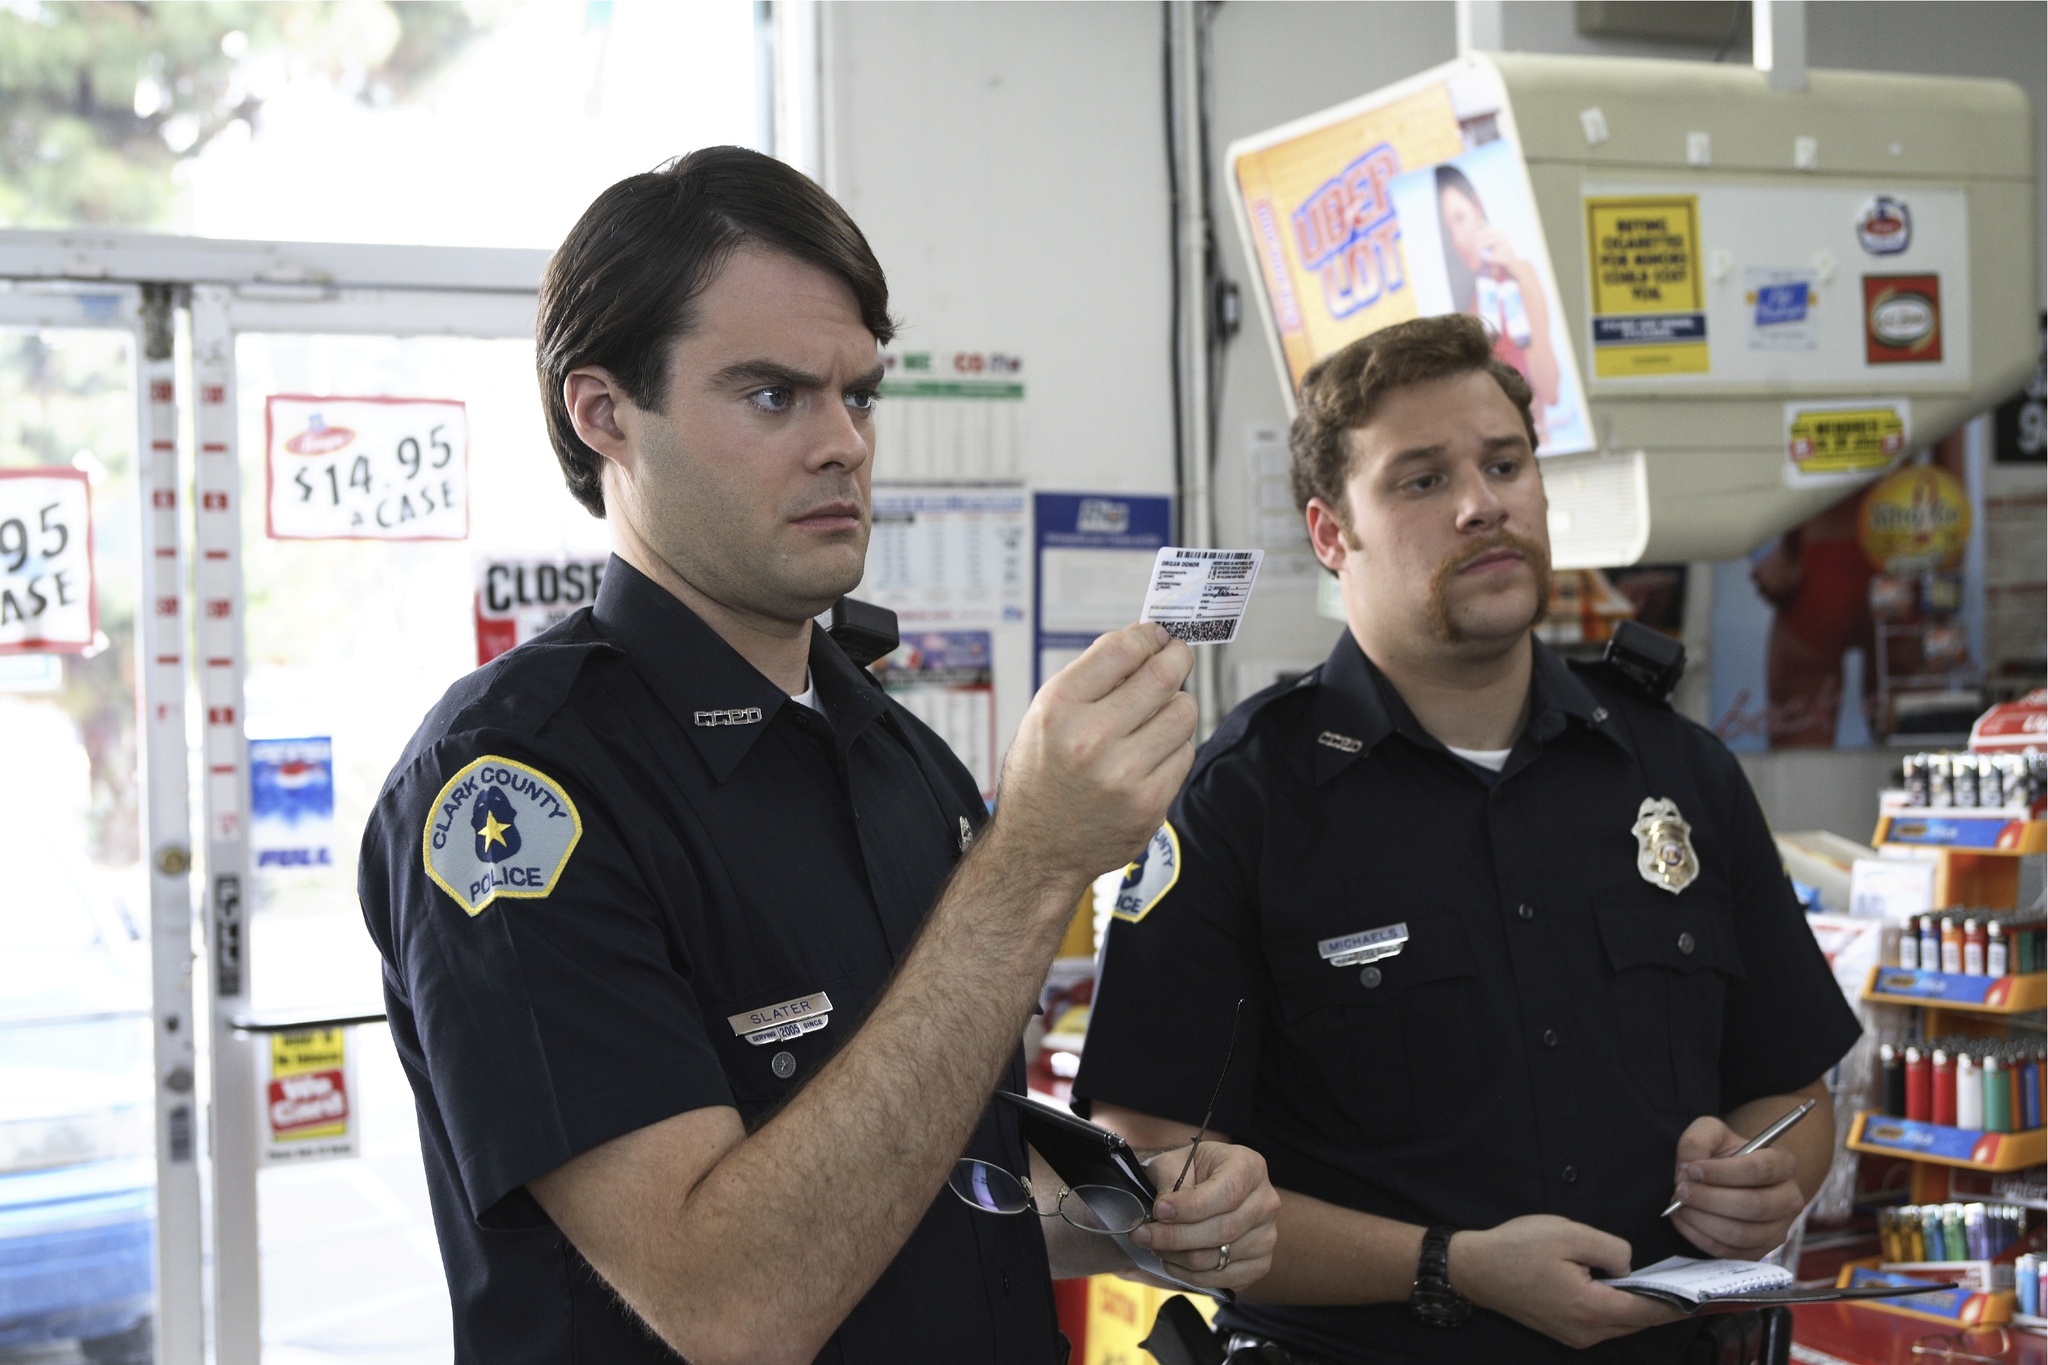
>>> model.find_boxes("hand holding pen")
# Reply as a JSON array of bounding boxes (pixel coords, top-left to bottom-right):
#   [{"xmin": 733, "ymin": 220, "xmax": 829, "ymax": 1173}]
[{"xmin": 1663, "ymin": 1099, "xmax": 1818, "ymax": 1261}]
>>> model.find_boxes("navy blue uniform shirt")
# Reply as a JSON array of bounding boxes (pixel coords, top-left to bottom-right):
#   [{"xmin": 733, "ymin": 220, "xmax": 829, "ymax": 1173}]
[
  {"xmin": 1073, "ymin": 631, "xmax": 1861, "ymax": 1365},
  {"xmin": 359, "ymin": 556, "xmax": 1059, "ymax": 1364}
]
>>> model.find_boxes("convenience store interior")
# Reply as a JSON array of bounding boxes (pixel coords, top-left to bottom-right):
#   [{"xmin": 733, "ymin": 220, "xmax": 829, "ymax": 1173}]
[{"xmin": 0, "ymin": 1, "xmax": 2044, "ymax": 1362}]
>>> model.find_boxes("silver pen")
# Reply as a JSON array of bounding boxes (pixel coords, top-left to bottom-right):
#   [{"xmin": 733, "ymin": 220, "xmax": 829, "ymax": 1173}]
[{"xmin": 1661, "ymin": 1097, "xmax": 1817, "ymax": 1219}]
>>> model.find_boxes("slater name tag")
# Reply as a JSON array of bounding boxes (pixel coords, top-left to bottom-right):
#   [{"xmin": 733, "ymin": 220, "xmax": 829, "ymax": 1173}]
[{"xmin": 728, "ymin": 991, "xmax": 834, "ymax": 1046}]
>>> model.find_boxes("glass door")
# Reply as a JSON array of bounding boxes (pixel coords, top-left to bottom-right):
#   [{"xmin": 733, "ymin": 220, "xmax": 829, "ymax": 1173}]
[
  {"xmin": 0, "ymin": 302, "xmax": 174, "ymax": 1365},
  {"xmin": 223, "ymin": 319, "xmax": 604, "ymax": 1364}
]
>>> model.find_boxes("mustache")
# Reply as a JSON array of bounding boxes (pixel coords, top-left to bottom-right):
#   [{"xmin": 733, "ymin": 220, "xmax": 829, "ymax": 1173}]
[{"xmin": 1426, "ymin": 531, "xmax": 1552, "ymax": 644}]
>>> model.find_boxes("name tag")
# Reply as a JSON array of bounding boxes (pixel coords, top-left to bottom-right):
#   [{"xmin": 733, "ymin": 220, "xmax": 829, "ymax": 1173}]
[
  {"xmin": 728, "ymin": 991, "xmax": 834, "ymax": 1046},
  {"xmin": 1318, "ymin": 923, "xmax": 1408, "ymax": 968}
]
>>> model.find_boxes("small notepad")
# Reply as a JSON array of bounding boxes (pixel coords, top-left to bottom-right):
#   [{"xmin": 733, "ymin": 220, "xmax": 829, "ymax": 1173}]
[{"xmin": 1609, "ymin": 1257, "xmax": 1794, "ymax": 1309}]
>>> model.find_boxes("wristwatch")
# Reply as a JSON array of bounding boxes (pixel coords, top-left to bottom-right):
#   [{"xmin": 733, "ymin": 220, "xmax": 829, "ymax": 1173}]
[{"xmin": 1409, "ymin": 1225, "xmax": 1474, "ymax": 1327}]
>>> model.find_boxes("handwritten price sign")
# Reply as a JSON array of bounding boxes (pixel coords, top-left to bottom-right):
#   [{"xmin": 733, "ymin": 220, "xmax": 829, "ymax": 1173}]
[
  {"xmin": 266, "ymin": 395, "xmax": 469, "ymax": 541},
  {"xmin": 0, "ymin": 468, "xmax": 95, "ymax": 654}
]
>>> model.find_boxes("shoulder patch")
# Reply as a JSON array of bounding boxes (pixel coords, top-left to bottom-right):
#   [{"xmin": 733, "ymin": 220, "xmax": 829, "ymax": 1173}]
[
  {"xmin": 1110, "ymin": 822, "xmax": 1181, "ymax": 924},
  {"xmin": 421, "ymin": 755, "xmax": 583, "ymax": 916}
]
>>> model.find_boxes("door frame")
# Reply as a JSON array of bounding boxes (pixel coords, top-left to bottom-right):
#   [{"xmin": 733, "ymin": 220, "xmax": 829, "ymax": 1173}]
[{"xmin": 0, "ymin": 230, "xmax": 545, "ymax": 1365}]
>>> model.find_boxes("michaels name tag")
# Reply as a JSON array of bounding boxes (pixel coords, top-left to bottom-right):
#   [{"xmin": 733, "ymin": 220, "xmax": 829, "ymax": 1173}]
[
  {"xmin": 728, "ymin": 991, "xmax": 834, "ymax": 1047},
  {"xmin": 1318, "ymin": 923, "xmax": 1409, "ymax": 968}
]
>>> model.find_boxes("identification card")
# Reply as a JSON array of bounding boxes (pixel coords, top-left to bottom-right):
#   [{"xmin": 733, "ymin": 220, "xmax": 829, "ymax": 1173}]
[{"xmin": 1139, "ymin": 547, "xmax": 1264, "ymax": 645}]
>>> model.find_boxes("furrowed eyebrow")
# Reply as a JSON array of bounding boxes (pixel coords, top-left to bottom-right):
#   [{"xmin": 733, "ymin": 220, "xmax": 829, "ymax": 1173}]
[
  {"xmin": 709, "ymin": 359, "xmax": 829, "ymax": 390},
  {"xmin": 850, "ymin": 364, "xmax": 886, "ymax": 390}
]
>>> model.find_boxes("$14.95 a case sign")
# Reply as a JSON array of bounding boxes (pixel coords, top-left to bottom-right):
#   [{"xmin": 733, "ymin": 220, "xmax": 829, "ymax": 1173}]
[
  {"xmin": 266, "ymin": 395, "xmax": 469, "ymax": 541},
  {"xmin": 0, "ymin": 467, "xmax": 95, "ymax": 654}
]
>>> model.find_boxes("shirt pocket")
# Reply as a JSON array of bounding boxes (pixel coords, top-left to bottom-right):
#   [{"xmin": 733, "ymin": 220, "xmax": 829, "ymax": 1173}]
[
  {"xmin": 1266, "ymin": 918, "xmax": 1482, "ymax": 1145},
  {"xmin": 702, "ymin": 970, "xmax": 871, "ymax": 1120},
  {"xmin": 1593, "ymin": 890, "xmax": 1748, "ymax": 1119}
]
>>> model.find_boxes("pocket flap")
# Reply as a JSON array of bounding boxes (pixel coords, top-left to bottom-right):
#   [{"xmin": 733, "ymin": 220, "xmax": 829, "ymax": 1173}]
[
  {"xmin": 1594, "ymin": 894, "xmax": 1747, "ymax": 978},
  {"xmin": 1268, "ymin": 916, "xmax": 1478, "ymax": 1014}
]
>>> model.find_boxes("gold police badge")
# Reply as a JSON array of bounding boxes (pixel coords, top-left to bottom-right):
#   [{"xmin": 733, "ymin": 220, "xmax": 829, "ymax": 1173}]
[{"xmin": 1632, "ymin": 797, "xmax": 1698, "ymax": 894}]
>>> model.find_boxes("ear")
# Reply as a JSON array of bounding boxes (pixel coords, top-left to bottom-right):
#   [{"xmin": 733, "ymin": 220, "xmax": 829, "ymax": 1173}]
[
  {"xmin": 1305, "ymin": 497, "xmax": 1353, "ymax": 574},
  {"xmin": 564, "ymin": 367, "xmax": 636, "ymax": 474}
]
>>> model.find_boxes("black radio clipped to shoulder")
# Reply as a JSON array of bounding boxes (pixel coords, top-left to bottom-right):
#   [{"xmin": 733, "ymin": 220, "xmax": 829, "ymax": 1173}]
[
  {"xmin": 1581, "ymin": 619, "xmax": 1687, "ymax": 706},
  {"xmin": 826, "ymin": 596, "xmax": 900, "ymax": 669}
]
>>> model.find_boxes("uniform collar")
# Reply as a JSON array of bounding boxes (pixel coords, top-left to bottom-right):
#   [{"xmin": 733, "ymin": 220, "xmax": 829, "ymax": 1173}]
[
  {"xmin": 590, "ymin": 556, "xmax": 885, "ymax": 783},
  {"xmin": 1309, "ymin": 630, "xmax": 1628, "ymax": 784}
]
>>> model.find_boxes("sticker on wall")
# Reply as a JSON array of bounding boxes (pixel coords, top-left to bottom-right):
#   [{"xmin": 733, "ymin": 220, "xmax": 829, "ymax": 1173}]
[
  {"xmin": 1746, "ymin": 268, "xmax": 1820, "ymax": 352},
  {"xmin": 1784, "ymin": 398, "xmax": 1910, "ymax": 487},
  {"xmin": 1863, "ymin": 275, "xmax": 1943, "ymax": 365},
  {"xmin": 249, "ymin": 736, "xmax": 335, "ymax": 868},
  {"xmin": 260, "ymin": 1027, "xmax": 358, "ymax": 1165},
  {"xmin": 267, "ymin": 395, "xmax": 469, "ymax": 540},
  {"xmin": 0, "ymin": 468, "xmax": 94, "ymax": 654},
  {"xmin": 1857, "ymin": 464, "xmax": 1971, "ymax": 575},
  {"xmin": 1584, "ymin": 194, "xmax": 1709, "ymax": 377},
  {"xmin": 1856, "ymin": 195, "xmax": 1912, "ymax": 256}
]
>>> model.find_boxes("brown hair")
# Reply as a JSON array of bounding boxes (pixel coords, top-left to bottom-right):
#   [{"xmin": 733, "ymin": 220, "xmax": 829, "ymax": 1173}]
[
  {"xmin": 536, "ymin": 146, "xmax": 896, "ymax": 516},
  {"xmin": 1288, "ymin": 313, "xmax": 1536, "ymax": 520}
]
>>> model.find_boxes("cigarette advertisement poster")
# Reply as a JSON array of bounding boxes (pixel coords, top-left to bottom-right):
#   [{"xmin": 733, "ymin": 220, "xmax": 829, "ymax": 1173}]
[
  {"xmin": 1229, "ymin": 57, "xmax": 1593, "ymax": 456},
  {"xmin": 260, "ymin": 1027, "xmax": 357, "ymax": 1164}
]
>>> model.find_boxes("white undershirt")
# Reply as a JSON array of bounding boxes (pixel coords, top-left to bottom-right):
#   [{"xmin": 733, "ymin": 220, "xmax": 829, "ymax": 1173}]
[
  {"xmin": 1446, "ymin": 744, "xmax": 1512, "ymax": 772},
  {"xmin": 789, "ymin": 671, "xmax": 822, "ymax": 713}
]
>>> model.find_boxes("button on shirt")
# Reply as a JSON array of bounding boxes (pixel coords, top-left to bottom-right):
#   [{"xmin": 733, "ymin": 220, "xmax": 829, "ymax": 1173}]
[
  {"xmin": 359, "ymin": 557, "xmax": 1056, "ymax": 1365},
  {"xmin": 1073, "ymin": 632, "xmax": 1860, "ymax": 1365}
]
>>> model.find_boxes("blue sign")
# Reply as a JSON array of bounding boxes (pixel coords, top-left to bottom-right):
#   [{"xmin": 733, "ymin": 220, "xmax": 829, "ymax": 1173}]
[
  {"xmin": 250, "ymin": 737, "xmax": 335, "ymax": 869},
  {"xmin": 1754, "ymin": 281, "xmax": 1809, "ymax": 326},
  {"xmin": 1032, "ymin": 493, "xmax": 1173, "ymax": 693}
]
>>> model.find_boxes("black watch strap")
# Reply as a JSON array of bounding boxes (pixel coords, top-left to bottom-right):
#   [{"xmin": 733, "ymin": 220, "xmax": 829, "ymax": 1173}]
[{"xmin": 1409, "ymin": 1225, "xmax": 1475, "ymax": 1327}]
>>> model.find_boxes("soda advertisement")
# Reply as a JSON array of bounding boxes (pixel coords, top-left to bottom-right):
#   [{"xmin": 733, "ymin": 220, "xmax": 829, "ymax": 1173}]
[
  {"xmin": 248, "ymin": 736, "xmax": 335, "ymax": 869},
  {"xmin": 1228, "ymin": 57, "xmax": 1593, "ymax": 455}
]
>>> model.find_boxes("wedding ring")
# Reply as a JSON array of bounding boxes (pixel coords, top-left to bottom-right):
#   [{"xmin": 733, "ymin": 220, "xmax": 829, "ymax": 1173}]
[{"xmin": 1214, "ymin": 1242, "xmax": 1230, "ymax": 1272}]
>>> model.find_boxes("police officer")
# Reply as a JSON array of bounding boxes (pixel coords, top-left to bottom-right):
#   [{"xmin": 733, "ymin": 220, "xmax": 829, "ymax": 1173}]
[
  {"xmin": 359, "ymin": 147, "xmax": 1280, "ymax": 1365},
  {"xmin": 1074, "ymin": 314, "xmax": 1861, "ymax": 1364}
]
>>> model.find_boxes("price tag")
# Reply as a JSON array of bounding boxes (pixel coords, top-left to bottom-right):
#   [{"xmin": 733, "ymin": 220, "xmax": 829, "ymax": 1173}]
[
  {"xmin": 266, "ymin": 395, "xmax": 468, "ymax": 541},
  {"xmin": 0, "ymin": 468, "xmax": 94, "ymax": 654}
]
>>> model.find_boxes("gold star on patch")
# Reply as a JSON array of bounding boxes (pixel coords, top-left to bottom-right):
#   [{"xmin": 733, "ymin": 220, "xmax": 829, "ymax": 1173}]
[{"xmin": 479, "ymin": 809, "xmax": 511, "ymax": 849}]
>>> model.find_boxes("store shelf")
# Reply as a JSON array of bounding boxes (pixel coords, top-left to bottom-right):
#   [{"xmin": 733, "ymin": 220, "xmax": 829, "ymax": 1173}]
[
  {"xmin": 1848, "ymin": 1112, "xmax": 2047, "ymax": 1172},
  {"xmin": 1862, "ymin": 964, "xmax": 2048, "ymax": 1014},
  {"xmin": 1873, "ymin": 812, "xmax": 2044, "ymax": 854}
]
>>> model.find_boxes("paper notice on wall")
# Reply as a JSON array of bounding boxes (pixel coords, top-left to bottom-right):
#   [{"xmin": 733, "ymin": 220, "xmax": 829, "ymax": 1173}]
[
  {"xmin": 860, "ymin": 488, "xmax": 1027, "ymax": 628},
  {"xmin": 1244, "ymin": 424, "xmax": 1320, "ymax": 586},
  {"xmin": 1034, "ymin": 493, "xmax": 1172, "ymax": 690},
  {"xmin": 1584, "ymin": 194, "xmax": 1709, "ymax": 377},
  {"xmin": 260, "ymin": 1027, "xmax": 357, "ymax": 1164},
  {"xmin": 266, "ymin": 395, "xmax": 468, "ymax": 541},
  {"xmin": 874, "ymin": 630, "xmax": 998, "ymax": 800},
  {"xmin": 0, "ymin": 468, "xmax": 94, "ymax": 654}
]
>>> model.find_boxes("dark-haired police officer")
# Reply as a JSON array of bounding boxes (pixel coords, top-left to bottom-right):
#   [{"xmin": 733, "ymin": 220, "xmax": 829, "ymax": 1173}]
[
  {"xmin": 1076, "ymin": 314, "xmax": 1861, "ymax": 1365},
  {"xmin": 360, "ymin": 147, "xmax": 1279, "ymax": 1365}
]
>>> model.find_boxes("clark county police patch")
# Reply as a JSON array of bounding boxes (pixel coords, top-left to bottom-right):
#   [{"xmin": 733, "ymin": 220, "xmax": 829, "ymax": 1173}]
[
  {"xmin": 421, "ymin": 755, "xmax": 582, "ymax": 916},
  {"xmin": 1111, "ymin": 822, "xmax": 1181, "ymax": 924}
]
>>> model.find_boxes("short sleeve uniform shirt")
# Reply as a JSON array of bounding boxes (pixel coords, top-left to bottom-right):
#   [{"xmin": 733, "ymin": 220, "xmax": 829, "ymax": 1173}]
[
  {"xmin": 1073, "ymin": 632, "xmax": 1861, "ymax": 1365},
  {"xmin": 359, "ymin": 557, "xmax": 1058, "ymax": 1365}
]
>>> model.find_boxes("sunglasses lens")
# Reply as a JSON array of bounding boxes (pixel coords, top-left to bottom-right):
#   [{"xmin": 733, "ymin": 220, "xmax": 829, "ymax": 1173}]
[
  {"xmin": 1063, "ymin": 1185, "xmax": 1148, "ymax": 1235},
  {"xmin": 949, "ymin": 1159, "xmax": 1031, "ymax": 1215}
]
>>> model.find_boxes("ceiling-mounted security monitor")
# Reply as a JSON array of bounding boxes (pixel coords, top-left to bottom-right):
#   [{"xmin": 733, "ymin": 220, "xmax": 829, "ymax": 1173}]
[{"xmin": 1227, "ymin": 53, "xmax": 2038, "ymax": 567}]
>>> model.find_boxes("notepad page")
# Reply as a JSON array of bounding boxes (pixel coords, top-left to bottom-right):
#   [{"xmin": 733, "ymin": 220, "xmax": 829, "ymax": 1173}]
[{"xmin": 1610, "ymin": 1256, "xmax": 1795, "ymax": 1303}]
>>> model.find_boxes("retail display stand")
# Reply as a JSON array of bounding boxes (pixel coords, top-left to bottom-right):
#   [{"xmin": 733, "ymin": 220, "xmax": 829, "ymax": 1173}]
[{"xmin": 1843, "ymin": 807, "xmax": 2044, "ymax": 1333}]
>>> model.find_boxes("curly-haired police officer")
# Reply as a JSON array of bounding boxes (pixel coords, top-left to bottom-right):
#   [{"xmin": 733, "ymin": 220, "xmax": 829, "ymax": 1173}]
[
  {"xmin": 1076, "ymin": 314, "xmax": 1860, "ymax": 1364},
  {"xmin": 359, "ymin": 147, "xmax": 1279, "ymax": 1365}
]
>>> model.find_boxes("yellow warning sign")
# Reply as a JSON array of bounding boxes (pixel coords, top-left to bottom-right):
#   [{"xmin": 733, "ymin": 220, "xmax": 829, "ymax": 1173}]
[
  {"xmin": 1786, "ymin": 402, "xmax": 1909, "ymax": 477},
  {"xmin": 266, "ymin": 1028, "xmax": 352, "ymax": 1149},
  {"xmin": 1585, "ymin": 195, "xmax": 1709, "ymax": 377}
]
